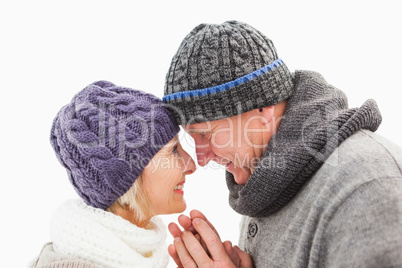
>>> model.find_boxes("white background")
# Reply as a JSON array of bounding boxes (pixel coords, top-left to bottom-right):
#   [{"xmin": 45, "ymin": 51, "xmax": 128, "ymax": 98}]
[{"xmin": 1, "ymin": 1, "xmax": 401, "ymax": 267}]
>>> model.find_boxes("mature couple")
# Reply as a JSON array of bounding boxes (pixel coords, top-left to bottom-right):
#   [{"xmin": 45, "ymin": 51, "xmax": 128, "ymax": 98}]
[{"xmin": 31, "ymin": 21, "xmax": 402, "ymax": 267}]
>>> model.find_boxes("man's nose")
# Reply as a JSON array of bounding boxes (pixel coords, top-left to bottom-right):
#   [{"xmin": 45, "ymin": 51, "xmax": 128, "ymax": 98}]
[{"xmin": 195, "ymin": 142, "xmax": 215, "ymax": 167}]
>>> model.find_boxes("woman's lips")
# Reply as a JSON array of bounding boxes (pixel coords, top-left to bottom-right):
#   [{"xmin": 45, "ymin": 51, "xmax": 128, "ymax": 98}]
[{"xmin": 174, "ymin": 181, "xmax": 185, "ymax": 194}]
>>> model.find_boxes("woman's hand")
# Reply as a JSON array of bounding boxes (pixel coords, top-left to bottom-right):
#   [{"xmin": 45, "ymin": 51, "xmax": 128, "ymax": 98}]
[
  {"xmin": 168, "ymin": 210, "xmax": 253, "ymax": 268},
  {"xmin": 168, "ymin": 210, "xmax": 216, "ymax": 262}
]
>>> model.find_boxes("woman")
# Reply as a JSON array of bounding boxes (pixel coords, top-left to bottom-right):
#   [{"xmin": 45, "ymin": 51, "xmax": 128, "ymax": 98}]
[{"xmin": 30, "ymin": 81, "xmax": 196, "ymax": 267}]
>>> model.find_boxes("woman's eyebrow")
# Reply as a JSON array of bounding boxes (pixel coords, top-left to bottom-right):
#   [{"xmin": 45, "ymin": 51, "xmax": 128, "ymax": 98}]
[{"xmin": 168, "ymin": 138, "xmax": 179, "ymax": 148}]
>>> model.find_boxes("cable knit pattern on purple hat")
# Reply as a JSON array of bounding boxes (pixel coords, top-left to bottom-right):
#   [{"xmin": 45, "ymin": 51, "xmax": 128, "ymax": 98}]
[{"xmin": 50, "ymin": 81, "xmax": 180, "ymax": 209}]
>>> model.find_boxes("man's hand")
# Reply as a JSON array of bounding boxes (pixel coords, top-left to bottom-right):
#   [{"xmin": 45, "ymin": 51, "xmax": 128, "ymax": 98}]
[
  {"xmin": 168, "ymin": 210, "xmax": 253, "ymax": 268},
  {"xmin": 168, "ymin": 210, "xmax": 219, "ymax": 266}
]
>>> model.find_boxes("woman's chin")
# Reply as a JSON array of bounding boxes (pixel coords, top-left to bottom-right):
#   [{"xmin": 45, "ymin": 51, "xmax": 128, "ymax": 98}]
[
  {"xmin": 170, "ymin": 201, "xmax": 187, "ymax": 215},
  {"xmin": 157, "ymin": 202, "xmax": 187, "ymax": 216},
  {"xmin": 175, "ymin": 201, "xmax": 187, "ymax": 214}
]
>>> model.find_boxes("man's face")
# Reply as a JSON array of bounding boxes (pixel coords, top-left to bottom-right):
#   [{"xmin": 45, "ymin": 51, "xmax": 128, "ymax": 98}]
[{"xmin": 185, "ymin": 109, "xmax": 271, "ymax": 185}]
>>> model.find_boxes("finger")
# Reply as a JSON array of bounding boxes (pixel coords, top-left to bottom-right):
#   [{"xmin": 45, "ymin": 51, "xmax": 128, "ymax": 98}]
[
  {"xmin": 233, "ymin": 245, "xmax": 254, "ymax": 268},
  {"xmin": 178, "ymin": 214, "xmax": 196, "ymax": 233},
  {"xmin": 223, "ymin": 240, "xmax": 239, "ymax": 266},
  {"xmin": 168, "ymin": 222, "xmax": 182, "ymax": 238},
  {"xmin": 194, "ymin": 233, "xmax": 201, "ymax": 243},
  {"xmin": 181, "ymin": 231, "xmax": 212, "ymax": 267},
  {"xmin": 190, "ymin": 210, "xmax": 220, "ymax": 239},
  {"xmin": 192, "ymin": 218, "xmax": 230, "ymax": 262},
  {"xmin": 168, "ymin": 244, "xmax": 182, "ymax": 267},
  {"xmin": 189, "ymin": 209, "xmax": 208, "ymax": 220},
  {"xmin": 195, "ymin": 233, "xmax": 210, "ymax": 258},
  {"xmin": 174, "ymin": 236, "xmax": 198, "ymax": 268}
]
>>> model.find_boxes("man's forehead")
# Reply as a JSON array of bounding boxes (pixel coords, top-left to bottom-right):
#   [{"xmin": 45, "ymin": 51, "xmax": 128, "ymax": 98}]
[
  {"xmin": 184, "ymin": 122, "xmax": 213, "ymax": 132},
  {"xmin": 184, "ymin": 116, "xmax": 236, "ymax": 132}
]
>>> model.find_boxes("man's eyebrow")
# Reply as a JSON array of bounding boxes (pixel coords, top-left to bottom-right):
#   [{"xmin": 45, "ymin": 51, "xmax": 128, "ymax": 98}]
[{"xmin": 186, "ymin": 128, "xmax": 209, "ymax": 134}]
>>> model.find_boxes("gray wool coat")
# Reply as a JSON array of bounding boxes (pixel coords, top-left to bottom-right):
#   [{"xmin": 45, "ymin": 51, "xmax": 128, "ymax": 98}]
[{"xmin": 239, "ymin": 130, "xmax": 402, "ymax": 267}]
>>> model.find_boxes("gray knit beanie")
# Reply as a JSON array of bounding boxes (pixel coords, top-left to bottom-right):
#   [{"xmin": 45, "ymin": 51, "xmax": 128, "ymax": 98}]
[
  {"xmin": 50, "ymin": 81, "xmax": 180, "ymax": 210},
  {"xmin": 163, "ymin": 20, "xmax": 294, "ymax": 124}
]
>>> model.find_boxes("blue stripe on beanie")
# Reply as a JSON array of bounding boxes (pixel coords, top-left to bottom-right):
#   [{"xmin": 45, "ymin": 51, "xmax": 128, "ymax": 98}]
[{"xmin": 163, "ymin": 59, "xmax": 284, "ymax": 102}]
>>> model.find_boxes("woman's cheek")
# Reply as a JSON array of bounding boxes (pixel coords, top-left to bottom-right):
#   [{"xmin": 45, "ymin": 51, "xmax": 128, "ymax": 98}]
[{"xmin": 158, "ymin": 169, "xmax": 179, "ymax": 193}]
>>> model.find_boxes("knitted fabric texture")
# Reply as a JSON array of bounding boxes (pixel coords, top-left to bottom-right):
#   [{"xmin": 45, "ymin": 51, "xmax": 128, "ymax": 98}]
[
  {"xmin": 50, "ymin": 81, "xmax": 180, "ymax": 209},
  {"xmin": 226, "ymin": 70, "xmax": 382, "ymax": 217},
  {"xmin": 163, "ymin": 20, "xmax": 294, "ymax": 124},
  {"xmin": 49, "ymin": 199, "xmax": 169, "ymax": 268},
  {"xmin": 31, "ymin": 243, "xmax": 97, "ymax": 268}
]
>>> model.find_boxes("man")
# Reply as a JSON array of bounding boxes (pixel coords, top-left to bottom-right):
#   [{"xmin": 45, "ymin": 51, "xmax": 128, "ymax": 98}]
[{"xmin": 163, "ymin": 21, "xmax": 402, "ymax": 267}]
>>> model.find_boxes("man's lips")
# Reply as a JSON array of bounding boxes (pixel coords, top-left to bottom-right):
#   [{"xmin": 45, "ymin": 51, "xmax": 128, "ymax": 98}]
[
  {"xmin": 225, "ymin": 161, "xmax": 235, "ymax": 172},
  {"xmin": 213, "ymin": 158, "xmax": 232, "ymax": 167}
]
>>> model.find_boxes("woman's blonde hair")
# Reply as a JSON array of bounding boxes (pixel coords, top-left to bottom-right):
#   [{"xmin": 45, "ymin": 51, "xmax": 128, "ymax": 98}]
[{"xmin": 106, "ymin": 175, "xmax": 151, "ymax": 224}]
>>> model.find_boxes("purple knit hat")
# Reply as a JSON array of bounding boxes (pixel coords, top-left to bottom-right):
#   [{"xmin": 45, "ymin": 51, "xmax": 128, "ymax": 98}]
[{"xmin": 50, "ymin": 81, "xmax": 180, "ymax": 209}]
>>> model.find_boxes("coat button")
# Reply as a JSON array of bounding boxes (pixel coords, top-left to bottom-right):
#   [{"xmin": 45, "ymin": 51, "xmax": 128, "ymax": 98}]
[{"xmin": 248, "ymin": 223, "xmax": 258, "ymax": 238}]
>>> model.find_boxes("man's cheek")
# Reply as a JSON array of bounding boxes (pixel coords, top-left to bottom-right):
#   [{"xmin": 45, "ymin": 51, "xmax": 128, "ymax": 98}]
[{"xmin": 212, "ymin": 133, "xmax": 233, "ymax": 149}]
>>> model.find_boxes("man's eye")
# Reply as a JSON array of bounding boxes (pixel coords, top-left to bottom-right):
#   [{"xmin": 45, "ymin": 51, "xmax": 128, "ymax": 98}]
[{"xmin": 201, "ymin": 132, "xmax": 207, "ymax": 137}]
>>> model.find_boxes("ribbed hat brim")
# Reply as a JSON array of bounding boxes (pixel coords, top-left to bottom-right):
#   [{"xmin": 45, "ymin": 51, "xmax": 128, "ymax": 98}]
[{"xmin": 164, "ymin": 61, "xmax": 294, "ymax": 124}]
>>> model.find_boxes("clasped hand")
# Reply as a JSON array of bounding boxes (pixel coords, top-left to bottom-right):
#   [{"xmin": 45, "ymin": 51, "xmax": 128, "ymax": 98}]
[{"xmin": 168, "ymin": 210, "xmax": 253, "ymax": 268}]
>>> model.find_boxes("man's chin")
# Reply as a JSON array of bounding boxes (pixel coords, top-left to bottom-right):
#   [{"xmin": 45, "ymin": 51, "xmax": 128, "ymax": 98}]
[{"xmin": 229, "ymin": 169, "xmax": 251, "ymax": 185}]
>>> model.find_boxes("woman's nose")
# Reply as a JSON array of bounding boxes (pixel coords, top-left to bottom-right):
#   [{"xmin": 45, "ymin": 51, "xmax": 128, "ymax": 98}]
[{"xmin": 183, "ymin": 150, "xmax": 196, "ymax": 175}]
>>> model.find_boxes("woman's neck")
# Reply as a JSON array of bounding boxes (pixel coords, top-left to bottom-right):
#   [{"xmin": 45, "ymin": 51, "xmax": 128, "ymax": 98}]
[{"xmin": 111, "ymin": 205, "xmax": 152, "ymax": 228}]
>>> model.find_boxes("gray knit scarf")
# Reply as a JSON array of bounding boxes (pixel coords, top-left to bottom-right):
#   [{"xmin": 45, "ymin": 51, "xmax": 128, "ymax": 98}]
[{"xmin": 226, "ymin": 70, "xmax": 382, "ymax": 217}]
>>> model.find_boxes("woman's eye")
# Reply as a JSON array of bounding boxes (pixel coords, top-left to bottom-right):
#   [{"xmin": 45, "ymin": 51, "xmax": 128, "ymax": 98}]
[
  {"xmin": 172, "ymin": 145, "xmax": 178, "ymax": 154},
  {"xmin": 201, "ymin": 132, "xmax": 207, "ymax": 137}
]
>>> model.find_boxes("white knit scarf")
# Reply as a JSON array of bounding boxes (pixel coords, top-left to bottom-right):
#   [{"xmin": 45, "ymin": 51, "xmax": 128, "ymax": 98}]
[{"xmin": 50, "ymin": 199, "xmax": 169, "ymax": 268}]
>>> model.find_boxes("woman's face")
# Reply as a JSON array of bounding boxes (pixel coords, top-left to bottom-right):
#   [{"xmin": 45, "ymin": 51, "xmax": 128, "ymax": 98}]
[{"xmin": 142, "ymin": 136, "xmax": 196, "ymax": 216}]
